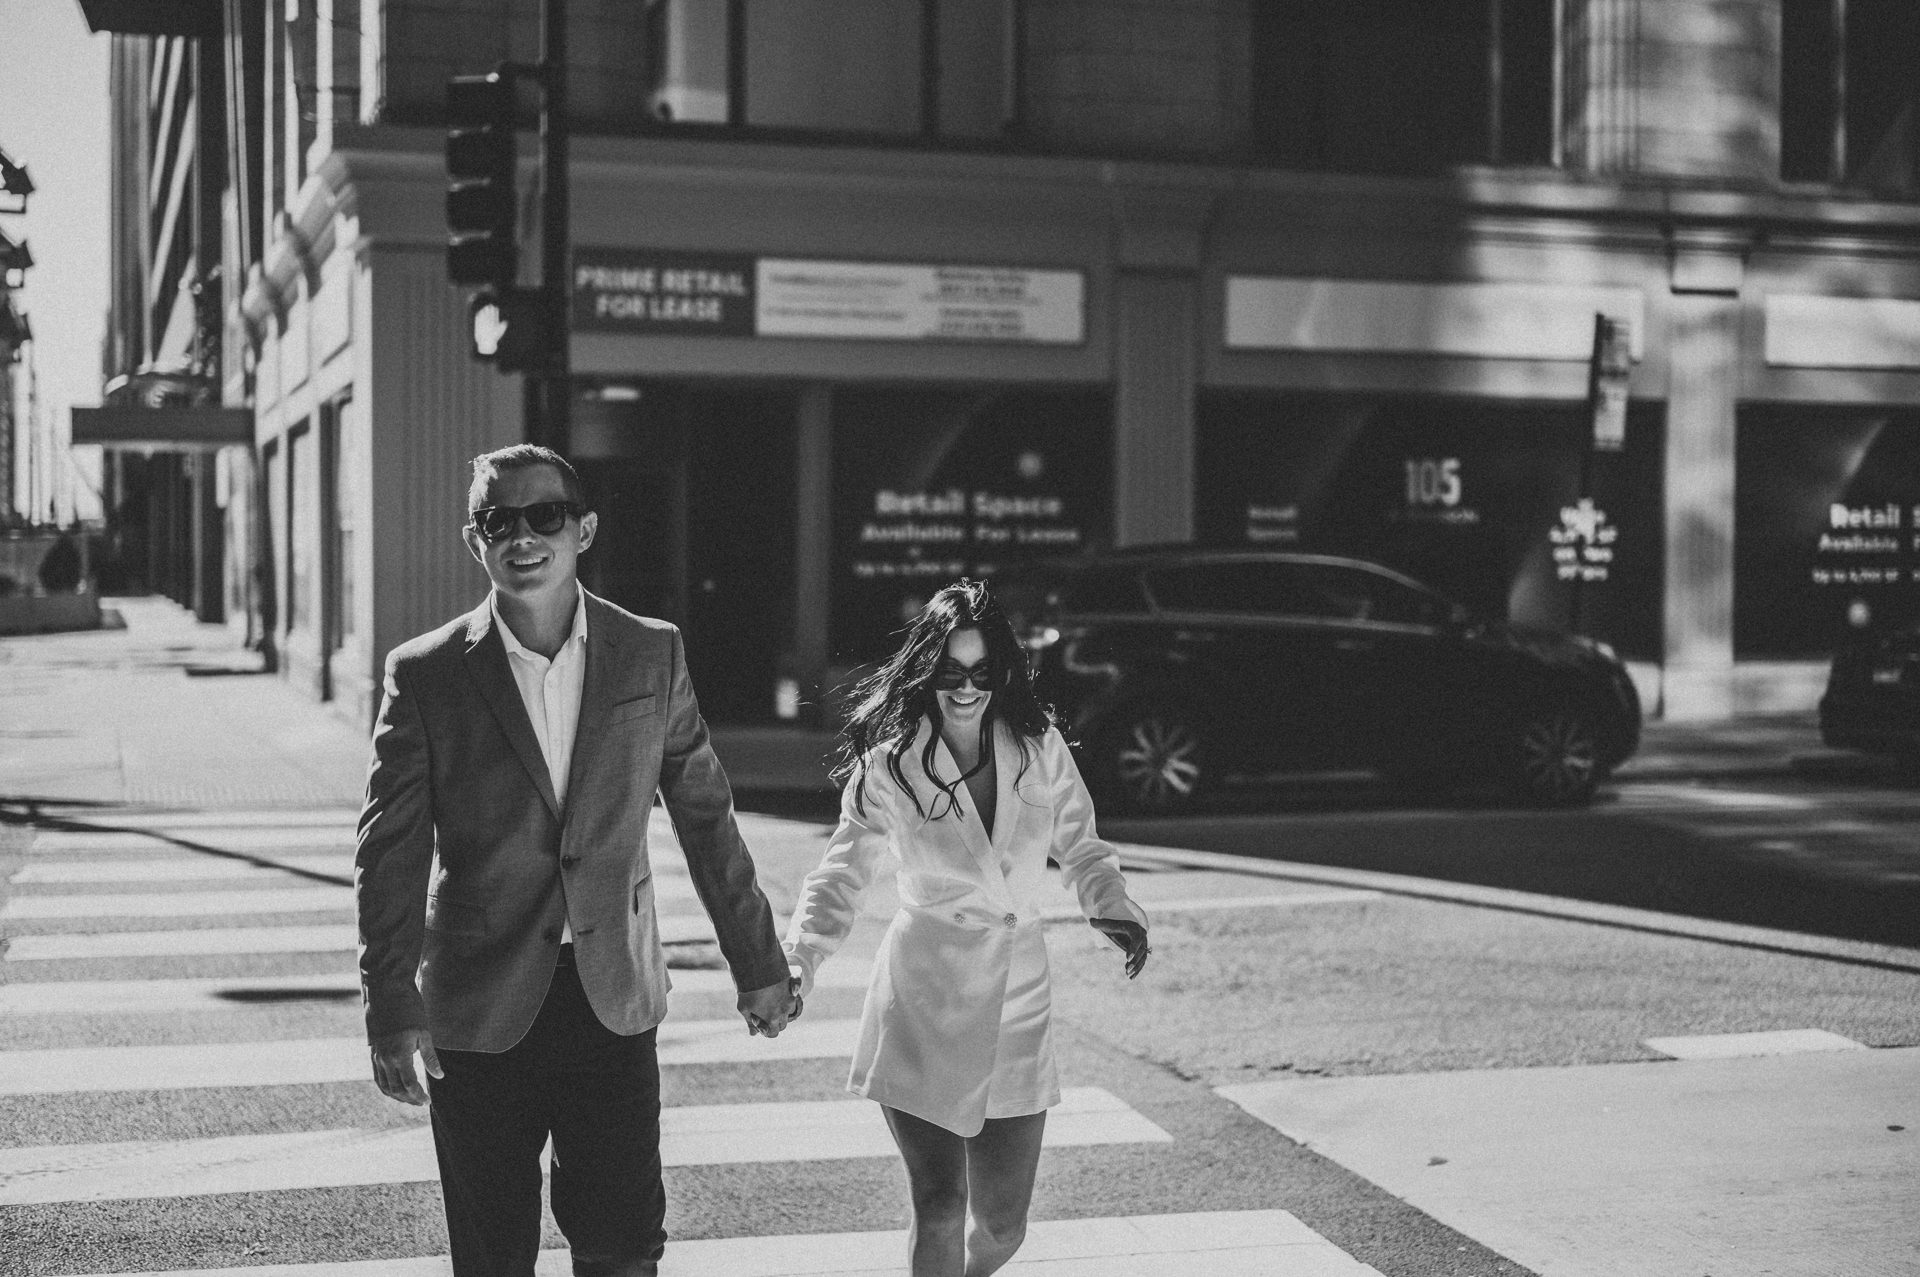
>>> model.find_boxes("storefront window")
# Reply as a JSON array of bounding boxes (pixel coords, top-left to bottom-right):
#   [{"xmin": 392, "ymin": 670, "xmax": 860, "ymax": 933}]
[
  {"xmin": 1735, "ymin": 408, "xmax": 1920, "ymax": 658},
  {"xmin": 830, "ymin": 387, "xmax": 1111, "ymax": 665},
  {"xmin": 1195, "ymin": 393, "xmax": 1665, "ymax": 660}
]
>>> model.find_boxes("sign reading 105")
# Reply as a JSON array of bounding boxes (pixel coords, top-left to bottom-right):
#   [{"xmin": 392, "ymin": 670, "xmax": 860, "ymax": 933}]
[{"xmin": 1404, "ymin": 457, "xmax": 1463, "ymax": 508}]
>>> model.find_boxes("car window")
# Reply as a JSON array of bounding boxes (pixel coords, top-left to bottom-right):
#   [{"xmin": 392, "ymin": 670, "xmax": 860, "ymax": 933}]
[
  {"xmin": 1145, "ymin": 562, "xmax": 1318, "ymax": 616},
  {"xmin": 1300, "ymin": 566, "xmax": 1450, "ymax": 626}
]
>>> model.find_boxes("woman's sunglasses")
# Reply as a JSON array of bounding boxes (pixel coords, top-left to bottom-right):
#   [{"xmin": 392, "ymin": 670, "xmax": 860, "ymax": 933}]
[
  {"xmin": 931, "ymin": 661, "xmax": 1008, "ymax": 692},
  {"xmin": 469, "ymin": 501, "xmax": 585, "ymax": 543}
]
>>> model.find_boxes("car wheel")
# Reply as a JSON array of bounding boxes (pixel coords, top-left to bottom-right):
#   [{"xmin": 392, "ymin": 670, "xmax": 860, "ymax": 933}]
[
  {"xmin": 1509, "ymin": 706, "xmax": 1600, "ymax": 806},
  {"xmin": 1098, "ymin": 701, "xmax": 1208, "ymax": 814}
]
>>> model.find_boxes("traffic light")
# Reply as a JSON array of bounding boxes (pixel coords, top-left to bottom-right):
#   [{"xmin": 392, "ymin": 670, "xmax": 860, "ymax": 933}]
[
  {"xmin": 445, "ymin": 72, "xmax": 517, "ymax": 287},
  {"xmin": 471, "ymin": 287, "xmax": 549, "ymax": 373}
]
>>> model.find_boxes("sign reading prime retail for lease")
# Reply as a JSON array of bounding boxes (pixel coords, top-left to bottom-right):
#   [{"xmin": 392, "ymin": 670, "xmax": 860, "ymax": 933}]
[
  {"xmin": 756, "ymin": 259, "xmax": 1084, "ymax": 344},
  {"xmin": 571, "ymin": 249, "xmax": 756, "ymax": 335},
  {"xmin": 569, "ymin": 250, "xmax": 1084, "ymax": 345}
]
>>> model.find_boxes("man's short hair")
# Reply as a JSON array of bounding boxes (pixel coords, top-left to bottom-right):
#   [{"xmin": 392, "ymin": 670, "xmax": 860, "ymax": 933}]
[{"xmin": 467, "ymin": 444, "xmax": 586, "ymax": 513}]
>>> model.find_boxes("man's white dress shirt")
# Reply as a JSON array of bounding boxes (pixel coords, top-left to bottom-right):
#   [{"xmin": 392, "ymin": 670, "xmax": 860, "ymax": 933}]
[{"xmin": 491, "ymin": 585, "xmax": 588, "ymax": 941}]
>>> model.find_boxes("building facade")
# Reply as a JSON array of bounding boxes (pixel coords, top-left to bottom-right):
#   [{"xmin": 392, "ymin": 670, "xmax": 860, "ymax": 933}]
[
  {"xmin": 81, "ymin": 0, "xmax": 256, "ymax": 620},
  {"xmin": 106, "ymin": 0, "xmax": 1920, "ymax": 727}
]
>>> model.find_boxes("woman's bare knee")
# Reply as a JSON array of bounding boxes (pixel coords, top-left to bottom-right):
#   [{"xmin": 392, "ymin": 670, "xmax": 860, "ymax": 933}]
[{"xmin": 969, "ymin": 1210, "xmax": 1027, "ymax": 1254}]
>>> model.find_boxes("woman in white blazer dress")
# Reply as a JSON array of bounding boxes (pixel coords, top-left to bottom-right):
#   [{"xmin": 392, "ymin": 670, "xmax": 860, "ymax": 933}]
[{"xmin": 784, "ymin": 581, "xmax": 1150, "ymax": 1277}]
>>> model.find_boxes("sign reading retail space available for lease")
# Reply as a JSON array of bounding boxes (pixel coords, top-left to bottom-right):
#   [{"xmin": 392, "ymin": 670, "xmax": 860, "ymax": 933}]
[{"xmin": 571, "ymin": 249, "xmax": 1083, "ymax": 345}]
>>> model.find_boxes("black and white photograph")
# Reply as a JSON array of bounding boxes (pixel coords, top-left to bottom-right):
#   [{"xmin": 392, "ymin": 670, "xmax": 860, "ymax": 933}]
[{"xmin": 1, "ymin": 2, "xmax": 1917, "ymax": 1275}]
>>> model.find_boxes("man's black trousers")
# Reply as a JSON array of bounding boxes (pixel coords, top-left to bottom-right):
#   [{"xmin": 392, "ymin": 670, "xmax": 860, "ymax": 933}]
[{"xmin": 426, "ymin": 946, "xmax": 666, "ymax": 1277}]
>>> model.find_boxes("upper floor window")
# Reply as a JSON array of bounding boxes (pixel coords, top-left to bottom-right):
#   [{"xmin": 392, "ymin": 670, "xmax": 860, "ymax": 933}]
[
  {"xmin": 1249, "ymin": 0, "xmax": 1556, "ymax": 174},
  {"xmin": 643, "ymin": 0, "xmax": 1014, "ymax": 140},
  {"xmin": 1781, "ymin": 0, "xmax": 1920, "ymax": 193}
]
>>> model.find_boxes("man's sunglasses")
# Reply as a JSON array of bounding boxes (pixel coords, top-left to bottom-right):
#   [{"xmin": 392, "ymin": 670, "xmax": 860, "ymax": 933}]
[
  {"xmin": 931, "ymin": 661, "xmax": 1008, "ymax": 692},
  {"xmin": 469, "ymin": 501, "xmax": 585, "ymax": 543}
]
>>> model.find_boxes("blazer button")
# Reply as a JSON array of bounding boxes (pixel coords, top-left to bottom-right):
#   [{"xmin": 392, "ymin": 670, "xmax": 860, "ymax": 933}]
[
  {"xmin": 1003, "ymin": 913, "xmax": 1017, "ymax": 929},
  {"xmin": 561, "ymin": 855, "xmax": 580, "ymax": 869},
  {"xmin": 542, "ymin": 927, "xmax": 560, "ymax": 943}
]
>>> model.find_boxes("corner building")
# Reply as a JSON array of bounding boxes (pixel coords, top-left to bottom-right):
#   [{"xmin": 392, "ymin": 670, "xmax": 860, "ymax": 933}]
[{"xmin": 213, "ymin": 0, "xmax": 1920, "ymax": 726}]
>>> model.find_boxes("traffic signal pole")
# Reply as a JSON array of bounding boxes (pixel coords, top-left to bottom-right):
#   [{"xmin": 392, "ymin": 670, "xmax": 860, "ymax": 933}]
[
  {"xmin": 537, "ymin": 0, "xmax": 569, "ymax": 454},
  {"xmin": 444, "ymin": 1, "xmax": 568, "ymax": 451}
]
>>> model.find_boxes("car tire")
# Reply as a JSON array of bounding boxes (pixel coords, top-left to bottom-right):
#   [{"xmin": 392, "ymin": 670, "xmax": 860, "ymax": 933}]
[
  {"xmin": 1095, "ymin": 700, "xmax": 1209, "ymax": 815},
  {"xmin": 1508, "ymin": 704, "xmax": 1601, "ymax": 806}
]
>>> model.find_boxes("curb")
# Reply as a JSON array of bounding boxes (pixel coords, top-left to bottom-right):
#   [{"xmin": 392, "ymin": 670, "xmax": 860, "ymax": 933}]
[{"xmin": 1111, "ymin": 841, "xmax": 1920, "ymax": 977}]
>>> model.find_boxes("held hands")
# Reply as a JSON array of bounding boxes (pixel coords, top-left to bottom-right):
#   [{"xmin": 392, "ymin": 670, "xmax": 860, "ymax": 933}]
[
  {"xmin": 1089, "ymin": 918, "xmax": 1151, "ymax": 979},
  {"xmin": 740, "ymin": 976, "xmax": 804, "ymax": 1037},
  {"xmin": 370, "ymin": 1028, "xmax": 443, "ymax": 1105}
]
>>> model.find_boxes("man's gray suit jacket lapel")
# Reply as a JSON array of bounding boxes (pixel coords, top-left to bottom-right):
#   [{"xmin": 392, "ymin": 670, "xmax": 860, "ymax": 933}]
[
  {"xmin": 459, "ymin": 603, "xmax": 563, "ymax": 821},
  {"xmin": 564, "ymin": 597, "xmax": 621, "ymax": 807}
]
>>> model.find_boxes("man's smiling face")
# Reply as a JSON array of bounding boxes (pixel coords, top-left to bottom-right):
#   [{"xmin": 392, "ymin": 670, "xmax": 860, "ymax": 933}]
[{"xmin": 463, "ymin": 463, "xmax": 597, "ymax": 599}]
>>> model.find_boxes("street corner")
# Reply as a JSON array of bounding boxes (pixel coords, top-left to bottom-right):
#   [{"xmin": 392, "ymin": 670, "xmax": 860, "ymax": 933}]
[
  {"xmin": 1046, "ymin": 1017, "xmax": 1539, "ymax": 1277},
  {"xmin": 1218, "ymin": 1042, "xmax": 1920, "ymax": 1277}
]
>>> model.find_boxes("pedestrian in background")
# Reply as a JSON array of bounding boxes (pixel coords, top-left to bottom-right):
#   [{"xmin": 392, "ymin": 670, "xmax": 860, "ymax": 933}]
[
  {"xmin": 784, "ymin": 579, "xmax": 1150, "ymax": 1277},
  {"xmin": 355, "ymin": 444, "xmax": 796, "ymax": 1277}
]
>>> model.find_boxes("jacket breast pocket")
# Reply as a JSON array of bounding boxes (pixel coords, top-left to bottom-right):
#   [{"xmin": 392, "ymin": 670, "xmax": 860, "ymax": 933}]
[
  {"xmin": 425, "ymin": 893, "xmax": 487, "ymax": 938},
  {"xmin": 611, "ymin": 694, "xmax": 657, "ymax": 725}
]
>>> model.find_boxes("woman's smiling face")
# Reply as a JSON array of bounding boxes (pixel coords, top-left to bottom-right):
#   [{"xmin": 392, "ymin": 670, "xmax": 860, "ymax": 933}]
[{"xmin": 934, "ymin": 628, "xmax": 993, "ymax": 728}]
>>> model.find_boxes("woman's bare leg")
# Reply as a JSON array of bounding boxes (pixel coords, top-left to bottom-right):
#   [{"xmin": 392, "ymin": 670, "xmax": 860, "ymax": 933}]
[
  {"xmin": 962, "ymin": 1112, "xmax": 1047, "ymax": 1277},
  {"xmin": 882, "ymin": 1106, "xmax": 969, "ymax": 1277}
]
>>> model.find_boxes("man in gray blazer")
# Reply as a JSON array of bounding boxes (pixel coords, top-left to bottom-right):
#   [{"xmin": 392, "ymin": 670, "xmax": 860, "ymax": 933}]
[{"xmin": 356, "ymin": 444, "xmax": 794, "ymax": 1277}]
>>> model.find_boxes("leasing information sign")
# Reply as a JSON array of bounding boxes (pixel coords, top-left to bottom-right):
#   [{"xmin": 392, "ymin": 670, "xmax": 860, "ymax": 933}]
[{"xmin": 572, "ymin": 249, "xmax": 1084, "ymax": 345}]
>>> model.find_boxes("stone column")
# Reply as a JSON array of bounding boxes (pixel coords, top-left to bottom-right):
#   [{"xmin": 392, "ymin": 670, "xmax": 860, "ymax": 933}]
[
  {"xmin": 1109, "ymin": 182, "xmax": 1217, "ymax": 549},
  {"xmin": 1662, "ymin": 294, "xmax": 1741, "ymax": 719},
  {"xmin": 1113, "ymin": 272, "xmax": 1198, "ymax": 547}
]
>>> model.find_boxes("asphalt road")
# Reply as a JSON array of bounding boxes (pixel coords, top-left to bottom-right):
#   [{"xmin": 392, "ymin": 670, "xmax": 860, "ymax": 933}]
[
  {"xmin": 0, "ymin": 810, "xmax": 1529, "ymax": 1277},
  {"xmin": 1095, "ymin": 769, "xmax": 1920, "ymax": 949}
]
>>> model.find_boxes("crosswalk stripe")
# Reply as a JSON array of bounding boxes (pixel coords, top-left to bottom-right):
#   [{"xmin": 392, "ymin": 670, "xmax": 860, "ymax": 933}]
[
  {"xmin": 0, "ymin": 1088, "xmax": 1168, "ymax": 1205},
  {"xmin": 2, "ymin": 888, "xmax": 354, "ymax": 919},
  {"xmin": 0, "ymin": 1020, "xmax": 868, "ymax": 1094},
  {"xmin": 2, "ymin": 888, "xmax": 711, "ymax": 926},
  {"xmin": 0, "ymin": 962, "xmax": 874, "ymax": 1015},
  {"xmin": 8, "ymin": 858, "xmax": 701, "ymax": 901},
  {"xmin": 1039, "ymin": 889, "xmax": 1379, "ymax": 922},
  {"xmin": 32, "ymin": 1210, "xmax": 1383, "ymax": 1277},
  {"xmin": 23, "ymin": 828, "xmax": 359, "ymax": 854},
  {"xmin": 6, "ymin": 925, "xmax": 357, "ymax": 961},
  {"xmin": 31, "ymin": 810, "xmax": 358, "ymax": 831},
  {"xmin": 11, "ymin": 857, "xmax": 356, "ymax": 883},
  {"xmin": 4, "ymin": 911, "xmax": 709, "ymax": 963}
]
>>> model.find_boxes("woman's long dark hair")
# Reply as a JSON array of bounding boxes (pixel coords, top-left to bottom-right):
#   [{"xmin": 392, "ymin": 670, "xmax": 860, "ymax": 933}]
[{"xmin": 835, "ymin": 579, "xmax": 1057, "ymax": 820}]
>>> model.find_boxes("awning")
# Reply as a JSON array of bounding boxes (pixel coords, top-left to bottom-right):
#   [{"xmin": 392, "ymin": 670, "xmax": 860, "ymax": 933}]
[
  {"xmin": 71, "ymin": 406, "xmax": 252, "ymax": 450},
  {"xmin": 76, "ymin": 0, "xmax": 223, "ymax": 38}
]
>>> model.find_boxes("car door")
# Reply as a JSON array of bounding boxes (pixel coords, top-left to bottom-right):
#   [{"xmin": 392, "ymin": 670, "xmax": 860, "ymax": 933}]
[
  {"xmin": 1143, "ymin": 560, "xmax": 1335, "ymax": 775},
  {"xmin": 1294, "ymin": 564, "xmax": 1462, "ymax": 770}
]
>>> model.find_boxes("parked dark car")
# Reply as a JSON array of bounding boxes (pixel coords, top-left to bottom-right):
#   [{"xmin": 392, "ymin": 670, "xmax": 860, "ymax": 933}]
[
  {"xmin": 1820, "ymin": 622, "xmax": 1920, "ymax": 759},
  {"xmin": 997, "ymin": 549, "xmax": 1641, "ymax": 811}
]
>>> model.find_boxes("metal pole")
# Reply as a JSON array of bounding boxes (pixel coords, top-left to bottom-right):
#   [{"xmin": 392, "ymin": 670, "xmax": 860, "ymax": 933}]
[{"xmin": 540, "ymin": 0, "xmax": 569, "ymax": 453}]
